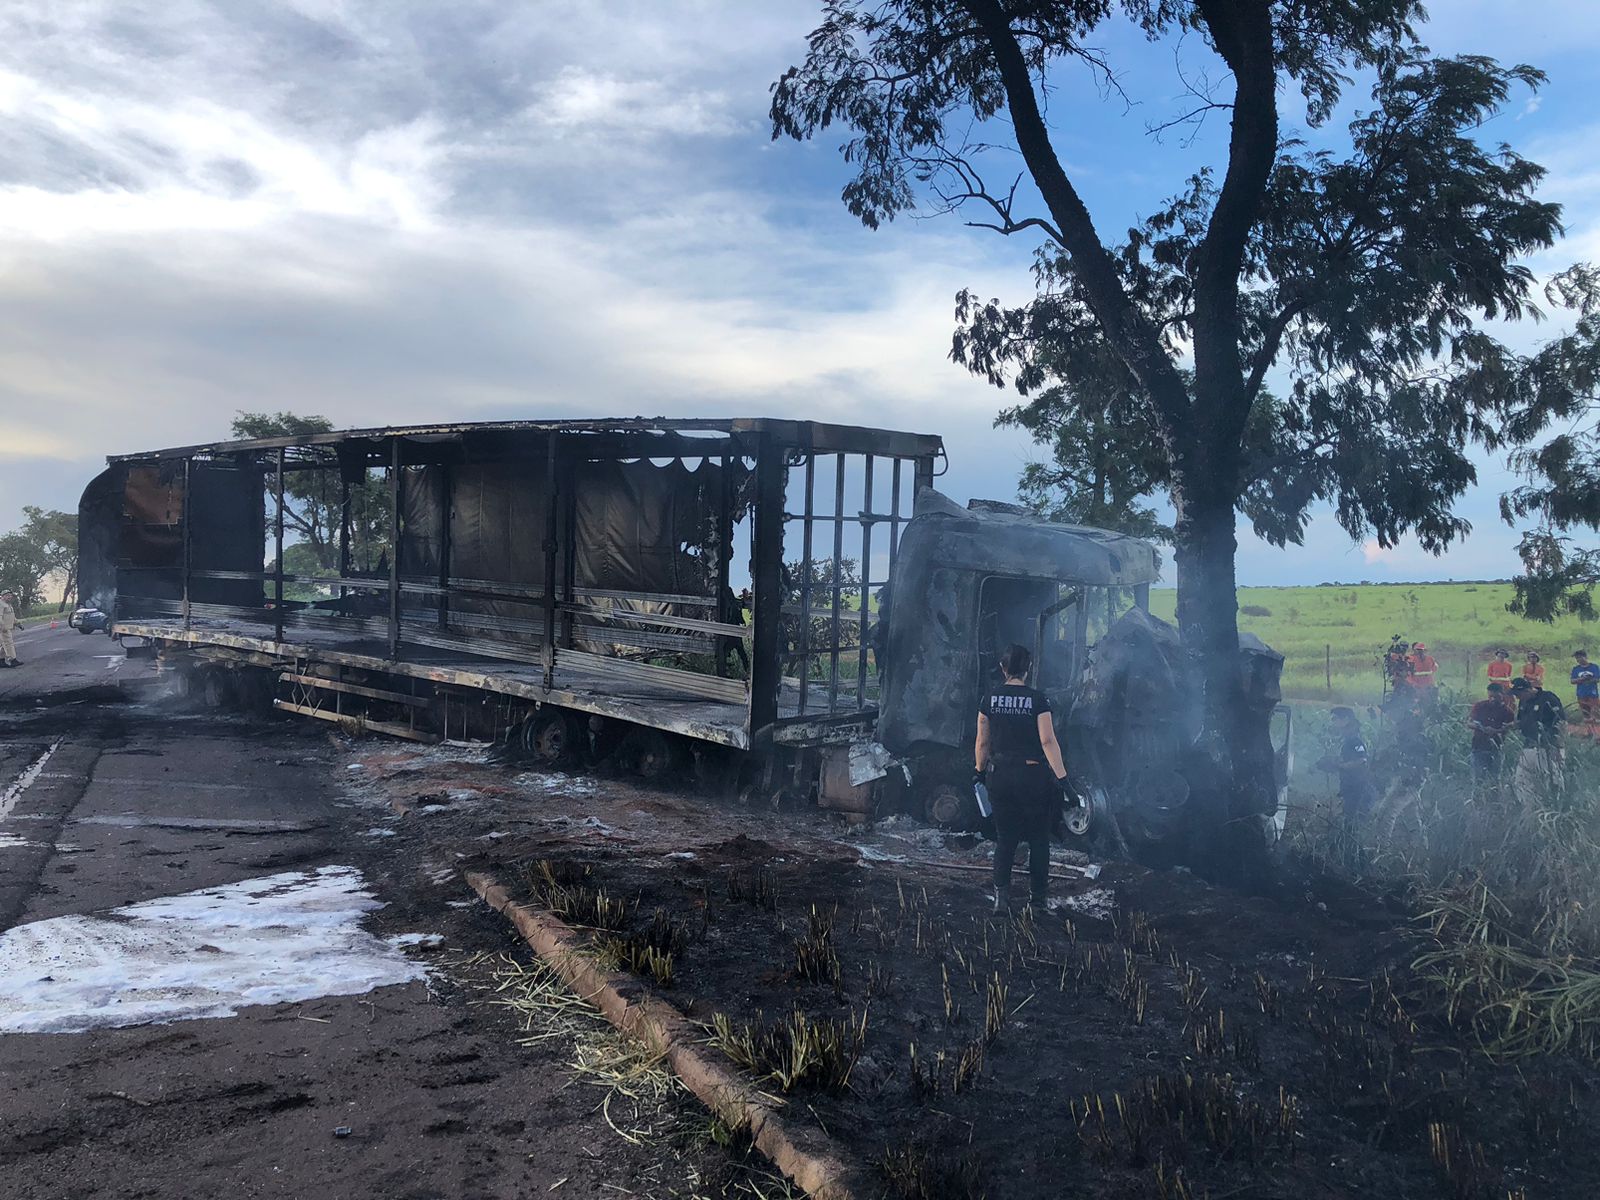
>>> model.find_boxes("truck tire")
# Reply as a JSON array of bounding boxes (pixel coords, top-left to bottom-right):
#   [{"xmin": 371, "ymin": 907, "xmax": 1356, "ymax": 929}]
[
  {"xmin": 203, "ymin": 669, "xmax": 232, "ymax": 710},
  {"xmin": 621, "ymin": 727, "xmax": 677, "ymax": 780},
  {"xmin": 521, "ymin": 710, "xmax": 575, "ymax": 766},
  {"xmin": 1060, "ymin": 784, "xmax": 1103, "ymax": 850},
  {"xmin": 923, "ymin": 779, "xmax": 979, "ymax": 830}
]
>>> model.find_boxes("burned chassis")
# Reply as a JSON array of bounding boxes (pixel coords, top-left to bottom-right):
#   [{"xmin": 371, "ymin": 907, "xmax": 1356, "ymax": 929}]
[
  {"xmin": 81, "ymin": 416, "xmax": 1236, "ymax": 842},
  {"xmin": 82, "ymin": 419, "xmax": 938, "ymax": 765}
]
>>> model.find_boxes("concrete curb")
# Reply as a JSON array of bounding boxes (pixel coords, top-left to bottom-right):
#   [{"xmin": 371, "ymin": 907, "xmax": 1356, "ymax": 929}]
[{"xmin": 465, "ymin": 870, "xmax": 867, "ymax": 1200}]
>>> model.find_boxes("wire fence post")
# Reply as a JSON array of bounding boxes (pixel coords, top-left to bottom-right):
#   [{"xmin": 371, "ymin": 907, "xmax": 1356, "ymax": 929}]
[{"xmin": 1326, "ymin": 643, "xmax": 1332, "ymax": 692}]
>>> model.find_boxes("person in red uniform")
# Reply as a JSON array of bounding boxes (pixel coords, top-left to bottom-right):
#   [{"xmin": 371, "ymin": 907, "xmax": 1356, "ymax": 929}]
[
  {"xmin": 1409, "ymin": 643, "xmax": 1437, "ymax": 686},
  {"xmin": 1524, "ymin": 651, "xmax": 1546, "ymax": 690},
  {"xmin": 1410, "ymin": 642, "xmax": 1438, "ymax": 701},
  {"xmin": 1487, "ymin": 648, "xmax": 1513, "ymax": 687},
  {"xmin": 974, "ymin": 643, "xmax": 1074, "ymax": 914}
]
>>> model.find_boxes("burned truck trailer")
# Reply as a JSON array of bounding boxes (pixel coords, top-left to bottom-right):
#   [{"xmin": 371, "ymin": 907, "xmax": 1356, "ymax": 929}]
[{"xmin": 81, "ymin": 417, "xmax": 1187, "ymax": 834}]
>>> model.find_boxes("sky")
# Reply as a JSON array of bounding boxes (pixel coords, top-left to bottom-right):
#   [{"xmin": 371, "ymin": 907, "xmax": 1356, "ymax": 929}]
[{"xmin": 1, "ymin": 1, "xmax": 1597, "ymax": 586}]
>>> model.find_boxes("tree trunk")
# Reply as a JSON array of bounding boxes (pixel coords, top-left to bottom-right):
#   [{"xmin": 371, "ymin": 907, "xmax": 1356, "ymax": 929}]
[
  {"xmin": 1171, "ymin": 478, "xmax": 1276, "ymax": 881},
  {"xmin": 57, "ymin": 563, "xmax": 77, "ymax": 613}
]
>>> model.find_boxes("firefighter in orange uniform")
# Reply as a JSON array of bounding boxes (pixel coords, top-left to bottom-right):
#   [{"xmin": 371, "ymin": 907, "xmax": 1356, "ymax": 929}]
[{"xmin": 1409, "ymin": 642, "xmax": 1438, "ymax": 692}]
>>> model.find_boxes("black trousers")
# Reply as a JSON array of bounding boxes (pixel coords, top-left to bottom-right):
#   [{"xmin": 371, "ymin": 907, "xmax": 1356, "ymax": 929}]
[{"xmin": 990, "ymin": 760, "xmax": 1054, "ymax": 902}]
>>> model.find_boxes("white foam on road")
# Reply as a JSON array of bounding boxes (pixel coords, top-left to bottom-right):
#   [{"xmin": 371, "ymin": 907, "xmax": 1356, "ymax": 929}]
[{"xmin": 0, "ymin": 865, "xmax": 429, "ymax": 1034}]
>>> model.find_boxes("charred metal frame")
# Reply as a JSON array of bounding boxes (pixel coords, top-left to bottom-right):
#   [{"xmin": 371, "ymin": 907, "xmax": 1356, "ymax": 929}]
[
  {"xmin": 781, "ymin": 445, "xmax": 936, "ymax": 722},
  {"xmin": 104, "ymin": 418, "xmax": 943, "ymax": 749}
]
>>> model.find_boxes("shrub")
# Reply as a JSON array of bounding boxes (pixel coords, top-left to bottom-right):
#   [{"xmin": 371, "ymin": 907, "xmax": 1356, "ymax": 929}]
[{"xmin": 1292, "ymin": 709, "xmax": 1600, "ymax": 1063}]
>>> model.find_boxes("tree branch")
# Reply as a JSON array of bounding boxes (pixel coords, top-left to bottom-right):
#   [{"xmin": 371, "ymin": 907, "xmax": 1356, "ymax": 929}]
[
  {"xmin": 1244, "ymin": 297, "xmax": 1307, "ymax": 403},
  {"xmin": 958, "ymin": 0, "xmax": 1191, "ymax": 438},
  {"xmin": 1243, "ymin": 431, "xmax": 1338, "ymax": 483},
  {"xmin": 928, "ymin": 157, "xmax": 1066, "ymax": 244}
]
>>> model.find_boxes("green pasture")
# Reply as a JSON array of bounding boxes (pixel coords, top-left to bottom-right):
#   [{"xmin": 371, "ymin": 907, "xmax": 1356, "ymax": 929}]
[{"xmin": 1149, "ymin": 582, "xmax": 1599, "ymax": 704}]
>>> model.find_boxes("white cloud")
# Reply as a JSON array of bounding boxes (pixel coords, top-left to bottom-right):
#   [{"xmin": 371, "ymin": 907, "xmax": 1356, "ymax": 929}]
[
  {"xmin": 532, "ymin": 67, "xmax": 743, "ymax": 138},
  {"xmin": 0, "ymin": 0, "xmax": 1594, "ymax": 597},
  {"xmin": 0, "ymin": 0, "xmax": 1044, "ymax": 532}
]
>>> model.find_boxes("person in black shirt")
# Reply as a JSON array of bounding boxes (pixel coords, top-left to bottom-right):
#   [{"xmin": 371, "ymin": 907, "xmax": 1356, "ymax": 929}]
[
  {"xmin": 974, "ymin": 643, "xmax": 1074, "ymax": 914},
  {"xmin": 1510, "ymin": 677, "xmax": 1567, "ymax": 802},
  {"xmin": 1317, "ymin": 706, "xmax": 1378, "ymax": 825}
]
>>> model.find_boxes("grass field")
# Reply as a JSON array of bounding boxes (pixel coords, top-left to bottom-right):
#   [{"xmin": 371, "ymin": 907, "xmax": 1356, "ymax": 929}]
[
  {"xmin": 1148, "ymin": 581, "xmax": 1600, "ymax": 703},
  {"xmin": 15, "ymin": 603, "xmax": 70, "ymax": 628}
]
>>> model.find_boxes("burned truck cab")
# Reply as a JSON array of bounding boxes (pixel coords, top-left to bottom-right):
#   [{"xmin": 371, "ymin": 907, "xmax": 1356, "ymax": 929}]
[{"xmin": 875, "ymin": 490, "xmax": 1160, "ymax": 826}]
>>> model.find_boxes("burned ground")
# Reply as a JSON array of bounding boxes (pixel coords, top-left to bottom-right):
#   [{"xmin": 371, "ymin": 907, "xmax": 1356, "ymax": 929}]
[
  {"xmin": 5, "ymin": 628, "xmax": 1597, "ymax": 1198},
  {"xmin": 470, "ymin": 835, "xmax": 1597, "ymax": 1200},
  {"xmin": 344, "ymin": 733, "xmax": 1600, "ymax": 1200}
]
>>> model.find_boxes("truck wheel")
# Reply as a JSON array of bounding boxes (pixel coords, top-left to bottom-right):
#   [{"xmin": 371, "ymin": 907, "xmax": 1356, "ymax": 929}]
[
  {"xmin": 1061, "ymin": 784, "xmax": 1103, "ymax": 846},
  {"xmin": 521, "ymin": 711, "xmax": 574, "ymax": 766},
  {"xmin": 623, "ymin": 728, "xmax": 677, "ymax": 780},
  {"xmin": 923, "ymin": 780, "xmax": 979, "ymax": 830},
  {"xmin": 203, "ymin": 669, "xmax": 232, "ymax": 710},
  {"xmin": 693, "ymin": 747, "xmax": 739, "ymax": 797}
]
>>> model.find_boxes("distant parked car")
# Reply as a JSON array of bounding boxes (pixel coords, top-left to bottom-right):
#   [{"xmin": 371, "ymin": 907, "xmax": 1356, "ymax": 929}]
[{"xmin": 70, "ymin": 607, "xmax": 111, "ymax": 634}]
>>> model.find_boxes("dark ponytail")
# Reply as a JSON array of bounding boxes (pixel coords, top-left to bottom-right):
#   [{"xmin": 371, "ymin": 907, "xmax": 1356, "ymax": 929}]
[{"xmin": 1000, "ymin": 643, "xmax": 1032, "ymax": 681}]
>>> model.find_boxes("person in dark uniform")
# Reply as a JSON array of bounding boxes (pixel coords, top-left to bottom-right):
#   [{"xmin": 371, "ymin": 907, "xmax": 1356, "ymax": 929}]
[
  {"xmin": 1511, "ymin": 676, "xmax": 1567, "ymax": 802},
  {"xmin": 974, "ymin": 644, "xmax": 1073, "ymax": 914},
  {"xmin": 1318, "ymin": 706, "xmax": 1378, "ymax": 825},
  {"xmin": 1466, "ymin": 682, "xmax": 1515, "ymax": 785}
]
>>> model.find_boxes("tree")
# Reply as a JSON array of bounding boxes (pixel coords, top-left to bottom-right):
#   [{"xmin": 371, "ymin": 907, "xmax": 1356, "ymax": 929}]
[
  {"xmin": 230, "ymin": 412, "xmax": 392, "ymax": 575},
  {"xmin": 0, "ymin": 532, "xmax": 49, "ymax": 611},
  {"xmin": 1492, "ymin": 266, "xmax": 1600, "ymax": 621},
  {"xmin": 231, "ymin": 412, "xmax": 340, "ymax": 571},
  {"xmin": 991, "ymin": 299, "xmax": 1172, "ymax": 539},
  {"xmin": 772, "ymin": 2, "xmax": 1563, "ymax": 830},
  {"xmin": 0, "ymin": 508, "xmax": 77, "ymax": 612},
  {"xmin": 20, "ymin": 507, "xmax": 79, "ymax": 612}
]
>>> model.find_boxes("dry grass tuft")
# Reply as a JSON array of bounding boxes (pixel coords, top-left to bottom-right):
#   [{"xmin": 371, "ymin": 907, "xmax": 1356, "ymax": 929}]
[
  {"xmin": 879, "ymin": 1141, "xmax": 985, "ymax": 1200},
  {"xmin": 1413, "ymin": 878, "xmax": 1600, "ymax": 1061},
  {"xmin": 709, "ymin": 1008, "xmax": 868, "ymax": 1094},
  {"xmin": 522, "ymin": 858, "xmax": 633, "ymax": 931},
  {"xmin": 793, "ymin": 905, "xmax": 843, "ymax": 987},
  {"xmin": 726, "ymin": 868, "xmax": 780, "ymax": 912},
  {"xmin": 1071, "ymin": 1072, "xmax": 1298, "ymax": 1168}
]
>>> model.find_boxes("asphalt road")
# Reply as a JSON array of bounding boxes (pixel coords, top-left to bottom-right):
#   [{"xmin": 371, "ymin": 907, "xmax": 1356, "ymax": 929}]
[
  {"xmin": 0, "ymin": 634, "xmax": 736, "ymax": 1199},
  {"xmin": 0, "ymin": 621, "xmax": 133, "ymax": 703}
]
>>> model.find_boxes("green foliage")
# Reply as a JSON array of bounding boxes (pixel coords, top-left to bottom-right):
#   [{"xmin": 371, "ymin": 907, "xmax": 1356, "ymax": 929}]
[
  {"xmin": 232, "ymin": 411, "xmax": 392, "ymax": 574},
  {"xmin": 1149, "ymin": 582, "xmax": 1600, "ymax": 704},
  {"xmin": 772, "ymin": 2, "xmax": 1578, "ymax": 822},
  {"xmin": 1493, "ymin": 267, "xmax": 1600, "ymax": 621},
  {"xmin": 775, "ymin": 6, "xmax": 1564, "ymax": 556},
  {"xmin": 0, "ymin": 506, "xmax": 77, "ymax": 609},
  {"xmin": 997, "ymin": 365, "xmax": 1171, "ymax": 541},
  {"xmin": 948, "ymin": 51, "xmax": 1559, "ymax": 555},
  {"xmin": 0, "ymin": 531, "xmax": 49, "ymax": 609}
]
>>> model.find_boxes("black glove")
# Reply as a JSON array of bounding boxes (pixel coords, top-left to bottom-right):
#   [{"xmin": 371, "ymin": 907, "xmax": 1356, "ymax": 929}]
[
  {"xmin": 972, "ymin": 769, "xmax": 987, "ymax": 789},
  {"xmin": 1055, "ymin": 773, "xmax": 1082, "ymax": 803}
]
